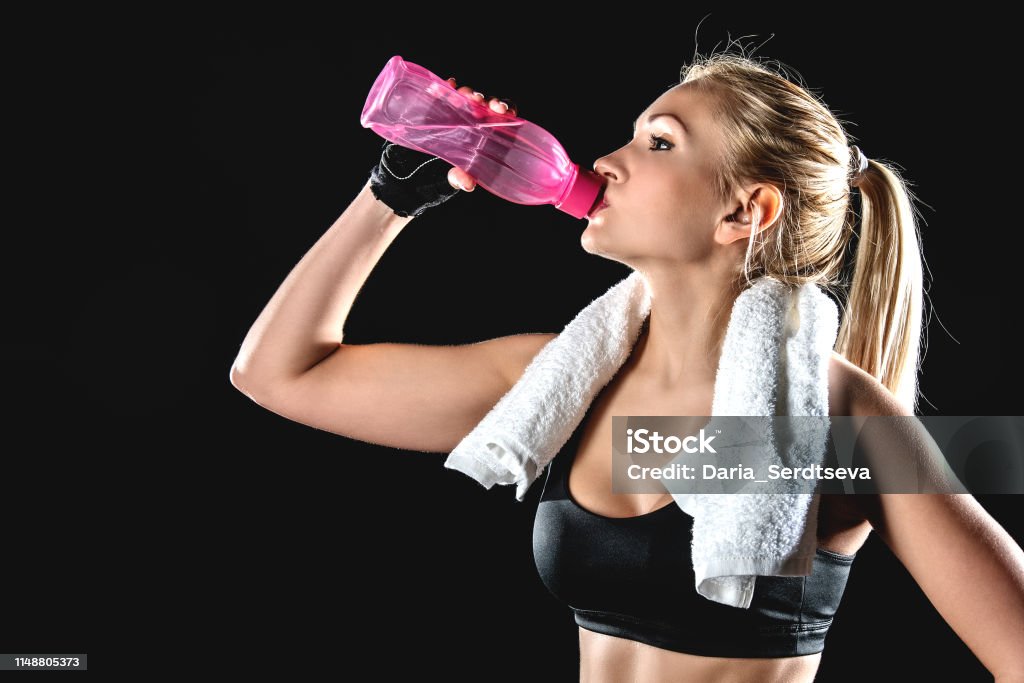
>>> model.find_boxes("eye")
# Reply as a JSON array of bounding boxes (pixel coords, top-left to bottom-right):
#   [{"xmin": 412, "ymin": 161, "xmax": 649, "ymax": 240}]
[{"xmin": 648, "ymin": 133, "xmax": 673, "ymax": 151}]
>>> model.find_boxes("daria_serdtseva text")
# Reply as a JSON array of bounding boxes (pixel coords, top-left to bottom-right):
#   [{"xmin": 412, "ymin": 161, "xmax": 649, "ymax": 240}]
[{"xmin": 627, "ymin": 463, "xmax": 872, "ymax": 480}]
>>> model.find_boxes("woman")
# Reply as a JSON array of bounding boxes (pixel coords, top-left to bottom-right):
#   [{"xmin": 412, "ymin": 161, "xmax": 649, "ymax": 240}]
[{"xmin": 229, "ymin": 51, "xmax": 1024, "ymax": 682}]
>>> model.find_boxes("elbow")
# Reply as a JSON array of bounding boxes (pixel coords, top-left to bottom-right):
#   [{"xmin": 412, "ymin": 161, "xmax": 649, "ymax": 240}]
[
  {"xmin": 230, "ymin": 348, "xmax": 315, "ymax": 399},
  {"xmin": 229, "ymin": 363, "xmax": 244, "ymax": 390},
  {"xmin": 230, "ymin": 361, "xmax": 290, "ymax": 404},
  {"xmin": 229, "ymin": 362, "xmax": 261, "ymax": 398}
]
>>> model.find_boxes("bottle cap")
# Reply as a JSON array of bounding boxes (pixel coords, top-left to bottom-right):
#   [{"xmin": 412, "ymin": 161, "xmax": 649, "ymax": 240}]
[{"xmin": 555, "ymin": 165, "xmax": 605, "ymax": 220}]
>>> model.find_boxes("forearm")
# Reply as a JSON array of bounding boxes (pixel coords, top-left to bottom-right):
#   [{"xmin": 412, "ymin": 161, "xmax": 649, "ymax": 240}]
[{"xmin": 231, "ymin": 179, "xmax": 413, "ymax": 388}]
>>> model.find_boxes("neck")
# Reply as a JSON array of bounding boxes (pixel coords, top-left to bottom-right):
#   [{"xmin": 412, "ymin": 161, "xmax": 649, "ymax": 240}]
[{"xmin": 632, "ymin": 264, "xmax": 745, "ymax": 390}]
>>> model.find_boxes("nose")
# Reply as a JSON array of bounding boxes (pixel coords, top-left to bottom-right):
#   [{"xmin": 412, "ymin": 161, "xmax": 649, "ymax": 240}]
[{"xmin": 593, "ymin": 155, "xmax": 620, "ymax": 182}]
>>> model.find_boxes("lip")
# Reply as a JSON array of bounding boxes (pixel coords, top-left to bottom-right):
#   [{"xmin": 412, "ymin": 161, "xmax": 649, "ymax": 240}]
[{"xmin": 587, "ymin": 189, "xmax": 610, "ymax": 219}]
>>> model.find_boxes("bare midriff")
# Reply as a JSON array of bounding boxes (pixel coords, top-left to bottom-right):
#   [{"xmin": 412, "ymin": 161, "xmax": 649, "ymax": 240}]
[{"xmin": 578, "ymin": 628, "xmax": 823, "ymax": 683}]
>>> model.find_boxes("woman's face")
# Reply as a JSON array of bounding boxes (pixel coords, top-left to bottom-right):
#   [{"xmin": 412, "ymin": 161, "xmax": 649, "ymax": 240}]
[{"xmin": 583, "ymin": 83, "xmax": 729, "ymax": 267}]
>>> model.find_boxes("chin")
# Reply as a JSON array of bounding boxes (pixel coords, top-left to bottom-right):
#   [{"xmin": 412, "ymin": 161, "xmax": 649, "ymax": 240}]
[
  {"xmin": 580, "ymin": 224, "xmax": 604, "ymax": 255},
  {"xmin": 580, "ymin": 228, "xmax": 632, "ymax": 266}
]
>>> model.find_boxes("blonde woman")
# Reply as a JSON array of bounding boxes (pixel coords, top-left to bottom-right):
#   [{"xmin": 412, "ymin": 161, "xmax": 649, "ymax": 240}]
[{"xmin": 230, "ymin": 51, "xmax": 1024, "ymax": 682}]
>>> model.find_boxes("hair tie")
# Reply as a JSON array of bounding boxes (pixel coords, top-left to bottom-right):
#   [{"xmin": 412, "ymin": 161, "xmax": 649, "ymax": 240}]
[{"xmin": 850, "ymin": 145, "xmax": 870, "ymax": 188}]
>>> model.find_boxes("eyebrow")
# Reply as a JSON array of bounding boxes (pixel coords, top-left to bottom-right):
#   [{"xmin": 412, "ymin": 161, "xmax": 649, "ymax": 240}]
[{"xmin": 633, "ymin": 112, "xmax": 689, "ymax": 136}]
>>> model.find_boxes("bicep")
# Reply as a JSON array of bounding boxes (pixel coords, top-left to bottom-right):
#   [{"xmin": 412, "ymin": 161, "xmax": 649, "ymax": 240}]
[{"xmin": 240, "ymin": 333, "xmax": 557, "ymax": 453}]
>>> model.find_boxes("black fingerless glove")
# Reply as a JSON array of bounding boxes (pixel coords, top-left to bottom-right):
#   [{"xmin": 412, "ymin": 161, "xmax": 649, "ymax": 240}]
[{"xmin": 368, "ymin": 141, "xmax": 461, "ymax": 218}]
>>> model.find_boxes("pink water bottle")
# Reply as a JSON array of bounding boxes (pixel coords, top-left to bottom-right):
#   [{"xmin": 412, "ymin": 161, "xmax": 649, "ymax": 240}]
[{"xmin": 360, "ymin": 55, "xmax": 605, "ymax": 220}]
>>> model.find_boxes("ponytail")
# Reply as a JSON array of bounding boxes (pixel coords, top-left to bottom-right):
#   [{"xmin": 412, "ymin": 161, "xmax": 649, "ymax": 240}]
[{"xmin": 834, "ymin": 159, "xmax": 926, "ymax": 414}]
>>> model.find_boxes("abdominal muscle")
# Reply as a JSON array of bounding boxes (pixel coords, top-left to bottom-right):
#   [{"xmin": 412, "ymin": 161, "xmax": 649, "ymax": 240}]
[{"xmin": 578, "ymin": 628, "xmax": 822, "ymax": 683}]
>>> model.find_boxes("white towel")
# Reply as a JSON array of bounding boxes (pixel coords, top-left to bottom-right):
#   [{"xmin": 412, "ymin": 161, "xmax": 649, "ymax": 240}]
[{"xmin": 444, "ymin": 269, "xmax": 839, "ymax": 608}]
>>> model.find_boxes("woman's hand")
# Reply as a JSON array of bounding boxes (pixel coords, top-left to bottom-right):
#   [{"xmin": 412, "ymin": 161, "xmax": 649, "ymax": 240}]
[
  {"xmin": 444, "ymin": 77, "xmax": 518, "ymax": 192},
  {"xmin": 366, "ymin": 76, "xmax": 519, "ymax": 217}
]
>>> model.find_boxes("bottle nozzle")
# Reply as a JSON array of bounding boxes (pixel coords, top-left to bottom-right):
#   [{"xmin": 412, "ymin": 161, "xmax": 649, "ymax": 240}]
[{"xmin": 555, "ymin": 165, "xmax": 605, "ymax": 220}]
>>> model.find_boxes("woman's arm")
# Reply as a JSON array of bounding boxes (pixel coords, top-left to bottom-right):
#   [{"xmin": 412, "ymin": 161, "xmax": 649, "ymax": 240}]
[
  {"xmin": 229, "ymin": 175, "xmax": 559, "ymax": 452},
  {"xmin": 850, "ymin": 375, "xmax": 1024, "ymax": 681},
  {"xmin": 231, "ymin": 85, "xmax": 507, "ymax": 391},
  {"xmin": 230, "ymin": 180, "xmax": 413, "ymax": 389}
]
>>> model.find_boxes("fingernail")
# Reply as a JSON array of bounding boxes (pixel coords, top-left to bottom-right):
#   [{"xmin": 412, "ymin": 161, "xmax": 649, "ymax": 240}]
[
  {"xmin": 499, "ymin": 101, "xmax": 509, "ymax": 111},
  {"xmin": 472, "ymin": 91, "xmax": 484, "ymax": 99}
]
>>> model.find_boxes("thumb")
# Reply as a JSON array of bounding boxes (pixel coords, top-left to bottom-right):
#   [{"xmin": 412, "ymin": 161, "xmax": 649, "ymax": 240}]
[{"xmin": 448, "ymin": 167, "xmax": 476, "ymax": 192}]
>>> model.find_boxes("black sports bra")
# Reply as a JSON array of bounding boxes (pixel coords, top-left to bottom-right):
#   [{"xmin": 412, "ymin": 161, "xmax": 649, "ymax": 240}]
[{"xmin": 531, "ymin": 384, "xmax": 857, "ymax": 659}]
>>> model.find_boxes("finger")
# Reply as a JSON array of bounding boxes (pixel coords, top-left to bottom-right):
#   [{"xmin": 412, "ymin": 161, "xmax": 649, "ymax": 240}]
[
  {"xmin": 489, "ymin": 96, "xmax": 517, "ymax": 116},
  {"xmin": 448, "ymin": 167, "xmax": 476, "ymax": 192},
  {"xmin": 456, "ymin": 85, "xmax": 486, "ymax": 102},
  {"xmin": 447, "ymin": 167, "xmax": 462, "ymax": 190},
  {"xmin": 487, "ymin": 97, "xmax": 509, "ymax": 114}
]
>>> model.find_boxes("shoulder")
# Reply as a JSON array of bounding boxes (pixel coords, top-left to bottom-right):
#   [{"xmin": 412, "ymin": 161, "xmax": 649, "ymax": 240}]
[
  {"xmin": 828, "ymin": 352, "xmax": 919, "ymax": 528},
  {"xmin": 829, "ymin": 351, "xmax": 913, "ymax": 417}
]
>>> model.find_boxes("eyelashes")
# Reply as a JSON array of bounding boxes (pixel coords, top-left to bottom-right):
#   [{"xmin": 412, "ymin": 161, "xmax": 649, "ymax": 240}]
[{"xmin": 648, "ymin": 134, "xmax": 673, "ymax": 151}]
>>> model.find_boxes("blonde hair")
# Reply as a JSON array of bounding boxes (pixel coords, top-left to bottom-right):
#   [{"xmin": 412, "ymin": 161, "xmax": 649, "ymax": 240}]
[{"xmin": 679, "ymin": 48, "xmax": 926, "ymax": 414}]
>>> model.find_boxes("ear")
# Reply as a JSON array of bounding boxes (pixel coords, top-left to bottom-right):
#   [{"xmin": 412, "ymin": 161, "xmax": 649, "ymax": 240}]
[{"xmin": 715, "ymin": 182, "xmax": 784, "ymax": 246}]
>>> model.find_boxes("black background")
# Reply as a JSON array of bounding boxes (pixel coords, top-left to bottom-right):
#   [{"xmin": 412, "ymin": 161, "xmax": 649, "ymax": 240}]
[{"xmin": 6, "ymin": 9, "xmax": 1022, "ymax": 680}]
